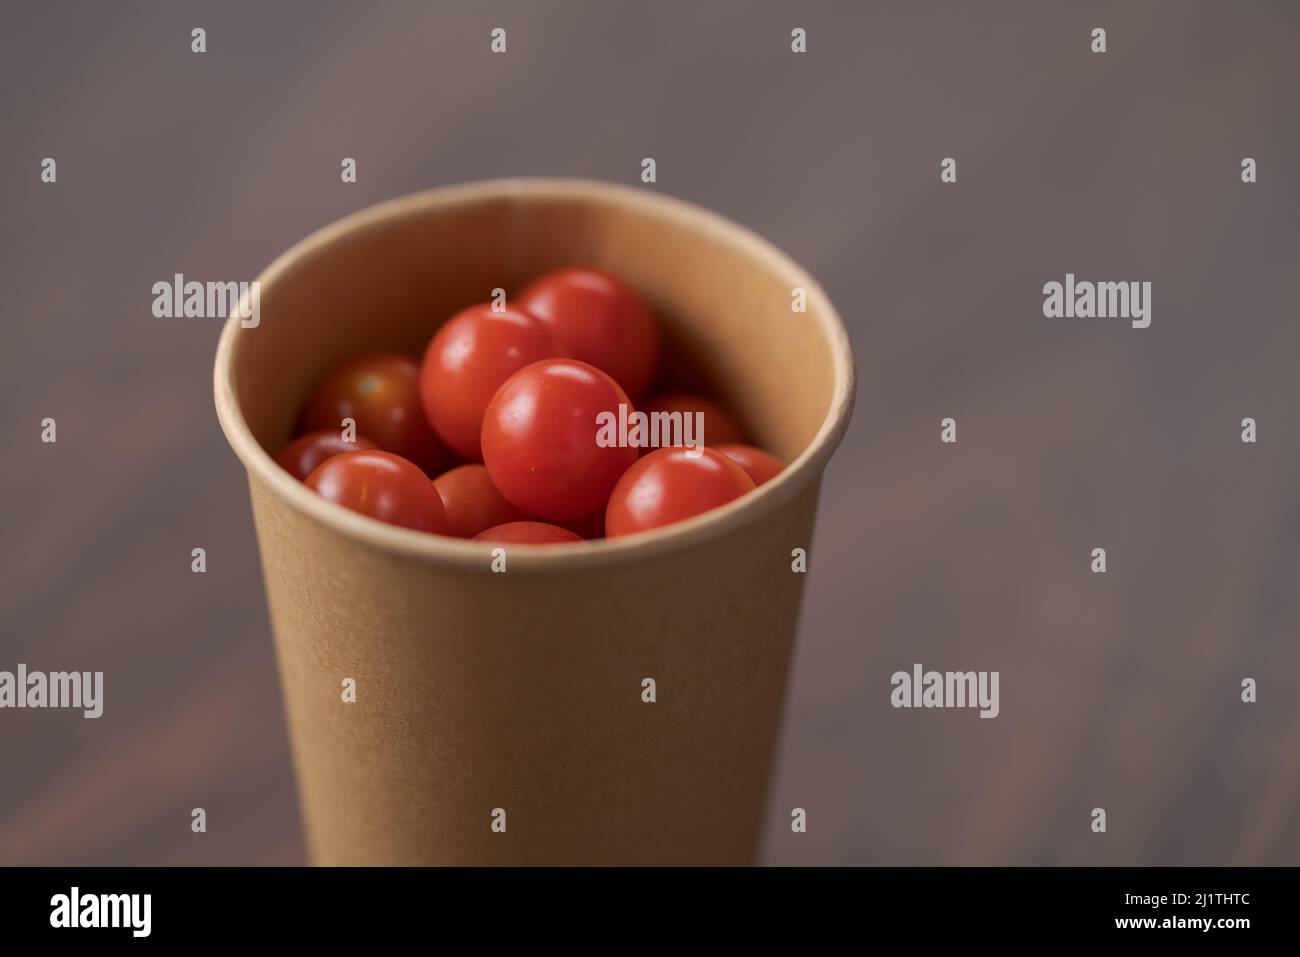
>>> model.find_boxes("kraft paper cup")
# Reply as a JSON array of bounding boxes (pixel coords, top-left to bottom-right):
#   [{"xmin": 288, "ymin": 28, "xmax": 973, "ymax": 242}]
[{"xmin": 214, "ymin": 179, "xmax": 854, "ymax": 865}]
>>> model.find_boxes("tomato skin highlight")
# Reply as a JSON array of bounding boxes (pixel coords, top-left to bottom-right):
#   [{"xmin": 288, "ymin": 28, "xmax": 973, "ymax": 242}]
[
  {"xmin": 419, "ymin": 304, "xmax": 563, "ymax": 461},
  {"xmin": 605, "ymin": 447, "xmax": 756, "ymax": 538},
  {"xmin": 301, "ymin": 354, "xmax": 449, "ymax": 476},
  {"xmin": 482, "ymin": 358, "xmax": 639, "ymax": 522},
  {"xmin": 276, "ymin": 430, "xmax": 379, "ymax": 482},
  {"xmin": 433, "ymin": 464, "xmax": 527, "ymax": 539},
  {"xmin": 640, "ymin": 392, "xmax": 746, "ymax": 448},
  {"xmin": 516, "ymin": 267, "xmax": 660, "ymax": 398},
  {"xmin": 305, "ymin": 450, "xmax": 450, "ymax": 534},
  {"xmin": 473, "ymin": 521, "xmax": 584, "ymax": 545},
  {"xmin": 715, "ymin": 443, "xmax": 784, "ymax": 486}
]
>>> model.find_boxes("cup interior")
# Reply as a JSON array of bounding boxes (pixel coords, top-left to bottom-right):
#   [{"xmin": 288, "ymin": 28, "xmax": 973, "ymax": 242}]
[{"xmin": 216, "ymin": 179, "xmax": 853, "ymax": 559}]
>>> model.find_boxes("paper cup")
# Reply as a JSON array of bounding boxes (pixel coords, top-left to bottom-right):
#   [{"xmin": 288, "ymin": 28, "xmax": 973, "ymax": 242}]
[{"xmin": 214, "ymin": 179, "xmax": 854, "ymax": 865}]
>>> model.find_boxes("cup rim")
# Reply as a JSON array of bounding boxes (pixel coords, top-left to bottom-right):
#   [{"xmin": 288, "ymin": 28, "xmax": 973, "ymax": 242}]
[{"xmin": 214, "ymin": 178, "xmax": 855, "ymax": 572}]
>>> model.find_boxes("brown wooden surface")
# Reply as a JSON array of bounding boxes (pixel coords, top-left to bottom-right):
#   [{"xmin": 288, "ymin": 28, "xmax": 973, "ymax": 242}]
[{"xmin": 1, "ymin": 0, "xmax": 1297, "ymax": 865}]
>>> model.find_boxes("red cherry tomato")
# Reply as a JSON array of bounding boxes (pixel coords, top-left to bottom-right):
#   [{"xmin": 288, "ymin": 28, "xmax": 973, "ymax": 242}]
[
  {"xmin": 482, "ymin": 358, "xmax": 639, "ymax": 522},
  {"xmin": 433, "ymin": 464, "xmax": 527, "ymax": 539},
  {"xmin": 516, "ymin": 267, "xmax": 660, "ymax": 398},
  {"xmin": 305, "ymin": 450, "xmax": 449, "ymax": 534},
  {"xmin": 473, "ymin": 521, "xmax": 583, "ymax": 545},
  {"xmin": 419, "ymin": 304, "xmax": 563, "ymax": 461},
  {"xmin": 640, "ymin": 392, "xmax": 746, "ymax": 448},
  {"xmin": 300, "ymin": 354, "xmax": 449, "ymax": 476},
  {"xmin": 715, "ymin": 443, "xmax": 784, "ymax": 486},
  {"xmin": 605, "ymin": 447, "xmax": 755, "ymax": 538},
  {"xmin": 276, "ymin": 430, "xmax": 379, "ymax": 482}
]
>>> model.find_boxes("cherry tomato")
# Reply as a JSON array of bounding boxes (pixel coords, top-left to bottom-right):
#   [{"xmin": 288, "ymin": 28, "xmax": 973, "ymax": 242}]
[
  {"xmin": 433, "ymin": 463, "xmax": 527, "ymax": 539},
  {"xmin": 605, "ymin": 447, "xmax": 755, "ymax": 538},
  {"xmin": 640, "ymin": 392, "xmax": 746, "ymax": 448},
  {"xmin": 482, "ymin": 358, "xmax": 639, "ymax": 522},
  {"xmin": 419, "ymin": 304, "xmax": 563, "ymax": 461},
  {"xmin": 715, "ymin": 443, "xmax": 784, "ymax": 486},
  {"xmin": 305, "ymin": 450, "xmax": 449, "ymax": 534},
  {"xmin": 516, "ymin": 267, "xmax": 660, "ymax": 398},
  {"xmin": 276, "ymin": 430, "xmax": 379, "ymax": 482},
  {"xmin": 300, "ymin": 354, "xmax": 448, "ymax": 476},
  {"xmin": 473, "ymin": 521, "xmax": 583, "ymax": 545}
]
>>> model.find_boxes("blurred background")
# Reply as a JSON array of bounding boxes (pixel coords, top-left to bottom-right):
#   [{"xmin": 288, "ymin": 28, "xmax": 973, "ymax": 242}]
[{"xmin": 2, "ymin": 0, "xmax": 1298, "ymax": 865}]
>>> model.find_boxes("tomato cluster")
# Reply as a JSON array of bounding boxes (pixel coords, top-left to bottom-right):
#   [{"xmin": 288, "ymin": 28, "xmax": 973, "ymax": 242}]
[{"xmin": 276, "ymin": 266, "xmax": 786, "ymax": 544}]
